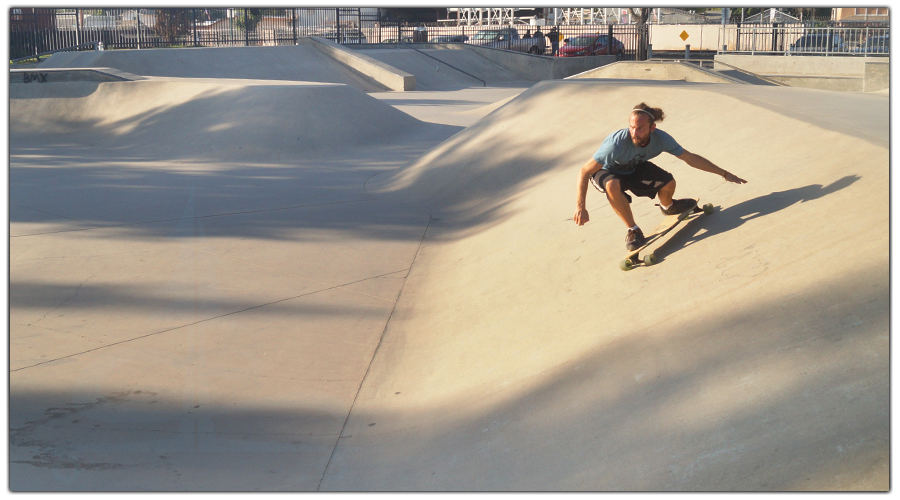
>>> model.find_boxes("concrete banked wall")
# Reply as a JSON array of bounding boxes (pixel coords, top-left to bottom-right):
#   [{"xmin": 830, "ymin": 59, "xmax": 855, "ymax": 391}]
[
  {"xmin": 322, "ymin": 80, "xmax": 889, "ymax": 491},
  {"xmin": 10, "ymin": 78, "xmax": 423, "ymax": 159},
  {"xmin": 8, "ymin": 46, "xmax": 889, "ymax": 491}
]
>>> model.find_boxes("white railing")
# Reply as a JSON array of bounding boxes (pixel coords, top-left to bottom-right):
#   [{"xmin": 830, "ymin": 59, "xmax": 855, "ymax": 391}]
[{"xmin": 719, "ymin": 26, "xmax": 889, "ymax": 56}]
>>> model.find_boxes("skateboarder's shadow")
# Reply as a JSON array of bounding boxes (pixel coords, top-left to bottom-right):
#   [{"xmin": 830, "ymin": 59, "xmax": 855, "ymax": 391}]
[{"xmin": 656, "ymin": 175, "xmax": 861, "ymax": 259}]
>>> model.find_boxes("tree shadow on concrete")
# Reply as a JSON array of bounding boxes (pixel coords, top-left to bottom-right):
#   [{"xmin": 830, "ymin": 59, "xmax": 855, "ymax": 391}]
[{"xmin": 9, "ymin": 266, "xmax": 888, "ymax": 491}]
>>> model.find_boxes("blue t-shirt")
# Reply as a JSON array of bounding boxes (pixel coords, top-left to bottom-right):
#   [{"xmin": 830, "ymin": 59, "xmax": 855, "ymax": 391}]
[{"xmin": 592, "ymin": 128, "xmax": 684, "ymax": 175}]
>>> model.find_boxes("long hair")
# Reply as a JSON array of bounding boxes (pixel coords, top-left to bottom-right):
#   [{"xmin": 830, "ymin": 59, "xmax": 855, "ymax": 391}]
[{"xmin": 631, "ymin": 102, "xmax": 665, "ymax": 124}]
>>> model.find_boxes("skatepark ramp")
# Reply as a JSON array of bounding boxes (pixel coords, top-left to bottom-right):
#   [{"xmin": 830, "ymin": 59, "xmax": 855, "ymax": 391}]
[
  {"xmin": 568, "ymin": 60, "xmax": 755, "ymax": 85},
  {"xmin": 33, "ymin": 44, "xmax": 393, "ymax": 92},
  {"xmin": 322, "ymin": 80, "xmax": 889, "ymax": 490},
  {"xmin": 9, "ymin": 64, "xmax": 888, "ymax": 490},
  {"xmin": 10, "ymin": 78, "xmax": 433, "ymax": 162}
]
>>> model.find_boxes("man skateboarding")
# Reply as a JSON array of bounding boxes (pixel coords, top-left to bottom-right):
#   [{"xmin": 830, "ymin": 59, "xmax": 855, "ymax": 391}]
[{"xmin": 574, "ymin": 103, "xmax": 747, "ymax": 250}]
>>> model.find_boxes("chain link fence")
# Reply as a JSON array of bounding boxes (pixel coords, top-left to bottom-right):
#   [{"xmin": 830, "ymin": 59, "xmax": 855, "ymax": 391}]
[{"xmin": 10, "ymin": 8, "xmax": 370, "ymax": 60}]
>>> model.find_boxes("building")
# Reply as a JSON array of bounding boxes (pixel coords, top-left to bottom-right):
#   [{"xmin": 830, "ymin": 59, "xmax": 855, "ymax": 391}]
[
  {"xmin": 10, "ymin": 8, "xmax": 57, "ymax": 30},
  {"xmin": 832, "ymin": 8, "xmax": 890, "ymax": 22}
]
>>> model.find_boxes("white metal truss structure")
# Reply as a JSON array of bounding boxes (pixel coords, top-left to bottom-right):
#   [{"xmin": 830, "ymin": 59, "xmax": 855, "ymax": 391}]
[
  {"xmin": 742, "ymin": 8, "xmax": 800, "ymax": 24},
  {"xmin": 448, "ymin": 8, "xmax": 518, "ymax": 26},
  {"xmin": 553, "ymin": 8, "xmax": 624, "ymax": 25}
]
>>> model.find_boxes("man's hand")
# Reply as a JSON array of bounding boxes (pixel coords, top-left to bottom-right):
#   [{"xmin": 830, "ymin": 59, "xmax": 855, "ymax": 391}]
[
  {"xmin": 679, "ymin": 151, "xmax": 747, "ymax": 185},
  {"xmin": 723, "ymin": 172, "xmax": 747, "ymax": 184},
  {"xmin": 575, "ymin": 159, "xmax": 604, "ymax": 227},
  {"xmin": 574, "ymin": 207, "xmax": 590, "ymax": 226}
]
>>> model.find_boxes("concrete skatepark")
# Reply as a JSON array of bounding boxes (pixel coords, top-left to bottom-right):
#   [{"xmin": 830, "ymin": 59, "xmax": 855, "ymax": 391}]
[{"xmin": 9, "ymin": 40, "xmax": 889, "ymax": 491}]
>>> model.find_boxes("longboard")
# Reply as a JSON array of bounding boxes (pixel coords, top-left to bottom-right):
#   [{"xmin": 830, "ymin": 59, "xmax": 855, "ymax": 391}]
[{"xmin": 620, "ymin": 199, "xmax": 713, "ymax": 271}]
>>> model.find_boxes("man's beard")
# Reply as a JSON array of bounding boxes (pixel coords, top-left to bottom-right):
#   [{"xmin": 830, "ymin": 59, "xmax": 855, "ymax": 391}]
[{"xmin": 631, "ymin": 134, "xmax": 650, "ymax": 147}]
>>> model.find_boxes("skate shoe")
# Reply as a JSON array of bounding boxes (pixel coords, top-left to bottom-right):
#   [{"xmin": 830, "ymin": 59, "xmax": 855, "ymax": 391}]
[
  {"xmin": 625, "ymin": 227, "xmax": 645, "ymax": 251},
  {"xmin": 659, "ymin": 198, "xmax": 697, "ymax": 216}
]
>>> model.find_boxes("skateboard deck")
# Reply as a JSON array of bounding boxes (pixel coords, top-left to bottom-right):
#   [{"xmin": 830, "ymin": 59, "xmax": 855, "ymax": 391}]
[{"xmin": 620, "ymin": 199, "xmax": 713, "ymax": 271}]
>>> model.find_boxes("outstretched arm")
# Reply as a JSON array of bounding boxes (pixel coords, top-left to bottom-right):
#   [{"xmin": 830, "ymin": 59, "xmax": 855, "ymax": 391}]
[
  {"xmin": 574, "ymin": 159, "xmax": 605, "ymax": 226},
  {"xmin": 677, "ymin": 150, "xmax": 747, "ymax": 184}
]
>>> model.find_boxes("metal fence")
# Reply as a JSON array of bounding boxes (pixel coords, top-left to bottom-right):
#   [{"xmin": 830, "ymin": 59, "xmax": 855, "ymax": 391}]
[
  {"xmin": 720, "ymin": 24, "xmax": 890, "ymax": 56},
  {"xmin": 10, "ymin": 8, "xmax": 376, "ymax": 59},
  {"xmin": 10, "ymin": 8, "xmax": 652, "ymax": 61},
  {"xmin": 16, "ymin": 8, "xmax": 884, "ymax": 62},
  {"xmin": 375, "ymin": 23, "xmax": 648, "ymax": 59}
]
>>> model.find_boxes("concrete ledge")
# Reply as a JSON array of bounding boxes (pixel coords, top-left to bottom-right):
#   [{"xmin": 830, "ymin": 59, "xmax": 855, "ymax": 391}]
[
  {"xmin": 304, "ymin": 37, "xmax": 415, "ymax": 91},
  {"xmin": 9, "ymin": 67, "xmax": 143, "ymax": 83},
  {"xmin": 764, "ymin": 75, "xmax": 865, "ymax": 92},
  {"xmin": 567, "ymin": 60, "xmax": 745, "ymax": 84},
  {"xmin": 714, "ymin": 54, "xmax": 888, "ymax": 92},
  {"xmin": 715, "ymin": 54, "xmax": 888, "ymax": 77}
]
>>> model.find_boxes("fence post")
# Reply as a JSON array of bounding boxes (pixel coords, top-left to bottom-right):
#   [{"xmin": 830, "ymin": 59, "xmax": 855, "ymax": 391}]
[
  {"xmin": 771, "ymin": 22, "xmax": 779, "ymax": 52},
  {"xmin": 293, "ymin": 8, "xmax": 297, "ymax": 44},
  {"xmin": 136, "ymin": 9, "xmax": 141, "ymax": 49},
  {"xmin": 607, "ymin": 23, "xmax": 613, "ymax": 55},
  {"xmin": 336, "ymin": 8, "xmax": 341, "ymax": 43},
  {"xmin": 244, "ymin": 8, "xmax": 249, "ymax": 46},
  {"xmin": 639, "ymin": 23, "xmax": 649, "ymax": 61}
]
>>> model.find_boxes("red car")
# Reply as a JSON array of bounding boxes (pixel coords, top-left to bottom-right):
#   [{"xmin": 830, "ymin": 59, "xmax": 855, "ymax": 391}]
[{"xmin": 559, "ymin": 34, "xmax": 624, "ymax": 58}]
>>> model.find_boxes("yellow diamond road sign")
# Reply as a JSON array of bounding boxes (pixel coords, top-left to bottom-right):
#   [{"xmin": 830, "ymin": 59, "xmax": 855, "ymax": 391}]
[{"xmin": 680, "ymin": 30, "xmax": 690, "ymax": 41}]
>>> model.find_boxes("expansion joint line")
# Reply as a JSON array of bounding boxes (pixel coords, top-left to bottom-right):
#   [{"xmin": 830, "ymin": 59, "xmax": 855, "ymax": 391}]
[
  {"xmin": 317, "ymin": 212, "xmax": 434, "ymax": 491},
  {"xmin": 10, "ymin": 268, "xmax": 409, "ymax": 373}
]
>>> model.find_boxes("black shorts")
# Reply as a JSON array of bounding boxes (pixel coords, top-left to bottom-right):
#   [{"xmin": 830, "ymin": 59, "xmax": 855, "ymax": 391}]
[{"xmin": 590, "ymin": 161, "xmax": 674, "ymax": 203}]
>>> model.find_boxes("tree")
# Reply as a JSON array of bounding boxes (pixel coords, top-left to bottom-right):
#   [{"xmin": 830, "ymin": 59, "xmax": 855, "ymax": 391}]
[
  {"xmin": 627, "ymin": 8, "xmax": 651, "ymax": 60},
  {"xmin": 155, "ymin": 8, "xmax": 190, "ymax": 44},
  {"xmin": 233, "ymin": 8, "xmax": 262, "ymax": 33},
  {"xmin": 628, "ymin": 7, "xmax": 651, "ymax": 25}
]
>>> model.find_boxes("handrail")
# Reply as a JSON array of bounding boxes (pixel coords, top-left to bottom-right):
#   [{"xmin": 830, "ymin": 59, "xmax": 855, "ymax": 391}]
[
  {"xmin": 11, "ymin": 41, "xmax": 101, "ymax": 64},
  {"xmin": 707, "ymin": 58, "xmax": 788, "ymax": 86},
  {"xmin": 399, "ymin": 41, "xmax": 487, "ymax": 87}
]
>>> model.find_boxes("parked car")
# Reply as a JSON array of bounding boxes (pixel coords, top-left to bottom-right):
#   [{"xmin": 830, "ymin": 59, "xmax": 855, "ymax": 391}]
[
  {"xmin": 559, "ymin": 34, "xmax": 624, "ymax": 59},
  {"xmin": 471, "ymin": 27, "xmax": 546, "ymax": 55},
  {"xmin": 852, "ymin": 35, "xmax": 889, "ymax": 54},
  {"xmin": 381, "ymin": 36, "xmax": 413, "ymax": 44},
  {"xmin": 788, "ymin": 34, "xmax": 845, "ymax": 54},
  {"xmin": 430, "ymin": 34, "xmax": 469, "ymax": 43}
]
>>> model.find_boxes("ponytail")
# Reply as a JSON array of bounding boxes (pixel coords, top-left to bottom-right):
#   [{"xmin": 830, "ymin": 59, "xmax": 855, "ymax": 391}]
[{"xmin": 631, "ymin": 103, "xmax": 665, "ymax": 123}]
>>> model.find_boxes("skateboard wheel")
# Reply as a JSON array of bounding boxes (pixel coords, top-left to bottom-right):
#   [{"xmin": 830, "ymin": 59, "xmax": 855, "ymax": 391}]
[
  {"xmin": 702, "ymin": 203, "xmax": 714, "ymax": 215},
  {"xmin": 644, "ymin": 253, "xmax": 657, "ymax": 266},
  {"xmin": 620, "ymin": 259, "xmax": 634, "ymax": 271}
]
